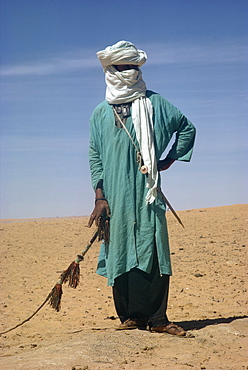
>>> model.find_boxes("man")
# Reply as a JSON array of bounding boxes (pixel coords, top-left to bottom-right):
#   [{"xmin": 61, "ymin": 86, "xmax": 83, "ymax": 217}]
[{"xmin": 88, "ymin": 41, "xmax": 196, "ymax": 336}]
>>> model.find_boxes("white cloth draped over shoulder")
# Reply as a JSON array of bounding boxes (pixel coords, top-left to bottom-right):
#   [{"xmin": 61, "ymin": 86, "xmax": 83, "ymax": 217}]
[{"xmin": 97, "ymin": 41, "xmax": 158, "ymax": 204}]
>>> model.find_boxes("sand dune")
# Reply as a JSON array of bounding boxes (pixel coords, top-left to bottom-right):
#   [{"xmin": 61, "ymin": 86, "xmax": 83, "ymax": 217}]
[{"xmin": 0, "ymin": 204, "xmax": 247, "ymax": 369}]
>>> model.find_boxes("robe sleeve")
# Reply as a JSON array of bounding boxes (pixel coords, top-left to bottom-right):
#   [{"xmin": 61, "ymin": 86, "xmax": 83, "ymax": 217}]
[
  {"xmin": 89, "ymin": 112, "xmax": 104, "ymax": 190},
  {"xmin": 167, "ymin": 113, "xmax": 196, "ymax": 162},
  {"xmin": 148, "ymin": 91, "xmax": 196, "ymax": 162}
]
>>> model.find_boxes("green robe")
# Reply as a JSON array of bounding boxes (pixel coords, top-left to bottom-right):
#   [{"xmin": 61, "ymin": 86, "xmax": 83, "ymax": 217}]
[{"xmin": 89, "ymin": 90, "xmax": 196, "ymax": 286}]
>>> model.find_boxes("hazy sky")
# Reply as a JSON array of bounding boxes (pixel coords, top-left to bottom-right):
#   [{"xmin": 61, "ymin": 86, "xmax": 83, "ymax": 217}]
[{"xmin": 1, "ymin": 0, "xmax": 247, "ymax": 219}]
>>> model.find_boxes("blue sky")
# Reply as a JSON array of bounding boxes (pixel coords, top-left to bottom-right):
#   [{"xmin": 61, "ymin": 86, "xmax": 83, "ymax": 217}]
[{"xmin": 0, "ymin": 0, "xmax": 247, "ymax": 219}]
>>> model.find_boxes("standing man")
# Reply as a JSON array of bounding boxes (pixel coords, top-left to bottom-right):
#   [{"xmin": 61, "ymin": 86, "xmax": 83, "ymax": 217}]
[{"xmin": 88, "ymin": 41, "xmax": 196, "ymax": 336}]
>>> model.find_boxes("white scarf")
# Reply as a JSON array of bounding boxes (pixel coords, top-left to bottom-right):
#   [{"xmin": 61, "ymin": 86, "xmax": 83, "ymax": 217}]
[{"xmin": 105, "ymin": 66, "xmax": 158, "ymax": 204}]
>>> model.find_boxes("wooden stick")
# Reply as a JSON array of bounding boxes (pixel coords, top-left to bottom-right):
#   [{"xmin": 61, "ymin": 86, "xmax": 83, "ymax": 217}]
[
  {"xmin": 157, "ymin": 188, "xmax": 185, "ymax": 229},
  {"xmin": 0, "ymin": 291, "xmax": 52, "ymax": 335}
]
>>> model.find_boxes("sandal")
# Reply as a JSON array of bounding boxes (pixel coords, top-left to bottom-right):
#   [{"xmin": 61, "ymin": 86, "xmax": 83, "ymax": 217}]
[
  {"xmin": 148, "ymin": 322, "xmax": 186, "ymax": 336},
  {"xmin": 116, "ymin": 318, "xmax": 145, "ymax": 330}
]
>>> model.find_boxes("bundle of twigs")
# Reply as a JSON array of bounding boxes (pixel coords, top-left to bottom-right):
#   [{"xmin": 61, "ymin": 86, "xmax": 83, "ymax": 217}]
[{"xmin": 0, "ymin": 216, "xmax": 109, "ymax": 335}]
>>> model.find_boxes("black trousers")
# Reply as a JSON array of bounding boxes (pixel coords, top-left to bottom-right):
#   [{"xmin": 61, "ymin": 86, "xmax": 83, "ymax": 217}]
[{"xmin": 112, "ymin": 251, "xmax": 170, "ymax": 327}]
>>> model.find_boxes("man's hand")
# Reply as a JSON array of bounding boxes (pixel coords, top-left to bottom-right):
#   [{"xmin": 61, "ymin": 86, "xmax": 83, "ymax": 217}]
[
  {"xmin": 157, "ymin": 157, "xmax": 176, "ymax": 172},
  {"xmin": 88, "ymin": 199, "xmax": 110, "ymax": 228}
]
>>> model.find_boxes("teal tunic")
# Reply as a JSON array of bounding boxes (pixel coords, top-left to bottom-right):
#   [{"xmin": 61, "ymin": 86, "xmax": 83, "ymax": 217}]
[{"xmin": 89, "ymin": 90, "xmax": 196, "ymax": 286}]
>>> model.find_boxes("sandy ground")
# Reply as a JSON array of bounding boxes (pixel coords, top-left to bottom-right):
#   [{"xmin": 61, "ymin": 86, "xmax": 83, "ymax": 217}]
[{"xmin": 0, "ymin": 204, "xmax": 247, "ymax": 370}]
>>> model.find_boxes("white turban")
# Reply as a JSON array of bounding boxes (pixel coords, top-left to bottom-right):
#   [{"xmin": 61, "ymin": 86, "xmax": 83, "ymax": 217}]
[
  {"xmin": 97, "ymin": 40, "xmax": 147, "ymax": 70},
  {"xmin": 97, "ymin": 41, "xmax": 158, "ymax": 204}
]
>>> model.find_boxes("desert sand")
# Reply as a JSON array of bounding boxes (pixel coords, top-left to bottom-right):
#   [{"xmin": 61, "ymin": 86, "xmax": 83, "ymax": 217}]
[{"xmin": 0, "ymin": 204, "xmax": 247, "ymax": 370}]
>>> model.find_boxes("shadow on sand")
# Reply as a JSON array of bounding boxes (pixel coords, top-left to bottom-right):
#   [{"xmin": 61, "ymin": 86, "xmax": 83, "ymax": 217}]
[{"xmin": 176, "ymin": 315, "xmax": 248, "ymax": 331}]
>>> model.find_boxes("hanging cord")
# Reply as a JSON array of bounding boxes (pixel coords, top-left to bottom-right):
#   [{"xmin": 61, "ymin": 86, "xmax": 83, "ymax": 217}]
[
  {"xmin": 112, "ymin": 106, "xmax": 146, "ymax": 172},
  {"xmin": 113, "ymin": 106, "xmax": 140, "ymax": 154}
]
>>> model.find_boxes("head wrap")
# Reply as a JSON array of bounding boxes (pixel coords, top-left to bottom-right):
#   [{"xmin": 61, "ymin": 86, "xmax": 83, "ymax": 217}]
[
  {"xmin": 97, "ymin": 41, "xmax": 158, "ymax": 204},
  {"xmin": 105, "ymin": 65, "xmax": 146, "ymax": 104},
  {"xmin": 97, "ymin": 40, "xmax": 147, "ymax": 70}
]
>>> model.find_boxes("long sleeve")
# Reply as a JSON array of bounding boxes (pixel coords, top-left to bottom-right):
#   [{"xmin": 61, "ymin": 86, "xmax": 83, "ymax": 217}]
[
  {"xmin": 167, "ymin": 113, "xmax": 196, "ymax": 161},
  {"xmin": 147, "ymin": 91, "xmax": 196, "ymax": 162},
  {"xmin": 89, "ymin": 113, "xmax": 104, "ymax": 190}
]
